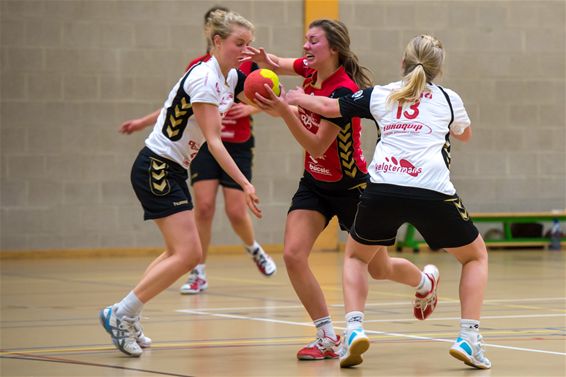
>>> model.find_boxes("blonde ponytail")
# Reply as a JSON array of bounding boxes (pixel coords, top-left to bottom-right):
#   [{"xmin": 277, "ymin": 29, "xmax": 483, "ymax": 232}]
[{"xmin": 387, "ymin": 35, "xmax": 444, "ymax": 105}]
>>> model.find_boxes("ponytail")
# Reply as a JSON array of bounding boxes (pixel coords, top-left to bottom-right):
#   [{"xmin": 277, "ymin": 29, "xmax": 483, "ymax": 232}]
[
  {"xmin": 387, "ymin": 65, "xmax": 427, "ymax": 105},
  {"xmin": 387, "ymin": 34, "xmax": 444, "ymax": 105}
]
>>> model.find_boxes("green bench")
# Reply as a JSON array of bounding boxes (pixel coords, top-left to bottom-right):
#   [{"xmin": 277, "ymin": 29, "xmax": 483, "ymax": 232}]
[{"xmin": 396, "ymin": 211, "xmax": 566, "ymax": 252}]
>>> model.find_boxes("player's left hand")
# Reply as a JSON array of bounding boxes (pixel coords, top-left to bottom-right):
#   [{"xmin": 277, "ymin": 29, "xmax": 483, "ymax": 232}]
[
  {"xmin": 224, "ymin": 103, "xmax": 254, "ymax": 121},
  {"xmin": 253, "ymin": 84, "xmax": 287, "ymax": 117}
]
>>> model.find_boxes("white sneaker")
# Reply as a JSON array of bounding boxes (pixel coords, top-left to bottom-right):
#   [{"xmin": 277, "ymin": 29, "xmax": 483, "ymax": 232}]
[
  {"xmin": 100, "ymin": 304, "xmax": 151, "ymax": 348},
  {"xmin": 449, "ymin": 334, "xmax": 491, "ymax": 369},
  {"xmin": 180, "ymin": 271, "xmax": 208, "ymax": 294},
  {"xmin": 99, "ymin": 304, "xmax": 143, "ymax": 357},
  {"xmin": 339, "ymin": 328, "xmax": 370, "ymax": 368},
  {"xmin": 133, "ymin": 318, "xmax": 152, "ymax": 348},
  {"xmin": 249, "ymin": 245, "xmax": 276, "ymax": 276}
]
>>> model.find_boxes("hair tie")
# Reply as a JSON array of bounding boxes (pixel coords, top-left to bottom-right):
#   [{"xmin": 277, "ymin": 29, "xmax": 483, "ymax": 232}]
[{"xmin": 415, "ymin": 63, "xmax": 423, "ymax": 68}]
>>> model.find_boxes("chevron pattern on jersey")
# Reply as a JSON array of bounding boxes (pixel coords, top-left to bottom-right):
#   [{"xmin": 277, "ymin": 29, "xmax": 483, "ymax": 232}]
[
  {"xmin": 163, "ymin": 96, "xmax": 192, "ymax": 141},
  {"xmin": 338, "ymin": 123, "xmax": 357, "ymax": 178},
  {"xmin": 442, "ymin": 133, "xmax": 452, "ymax": 169},
  {"xmin": 149, "ymin": 158, "xmax": 171, "ymax": 196}
]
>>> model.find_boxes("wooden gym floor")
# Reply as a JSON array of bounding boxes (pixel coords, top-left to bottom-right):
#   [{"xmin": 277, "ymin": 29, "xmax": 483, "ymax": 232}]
[{"xmin": 1, "ymin": 249, "xmax": 565, "ymax": 376}]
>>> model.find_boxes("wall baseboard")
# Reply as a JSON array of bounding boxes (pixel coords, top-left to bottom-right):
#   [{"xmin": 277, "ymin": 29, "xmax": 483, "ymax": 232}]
[{"xmin": 0, "ymin": 243, "xmax": 330, "ymax": 259}]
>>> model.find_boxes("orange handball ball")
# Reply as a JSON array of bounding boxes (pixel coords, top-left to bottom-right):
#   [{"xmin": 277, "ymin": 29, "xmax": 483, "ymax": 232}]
[{"xmin": 243, "ymin": 69, "xmax": 281, "ymax": 102}]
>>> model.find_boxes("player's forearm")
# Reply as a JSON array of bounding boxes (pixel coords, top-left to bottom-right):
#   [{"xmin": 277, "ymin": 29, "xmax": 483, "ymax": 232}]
[
  {"xmin": 207, "ymin": 139, "xmax": 252, "ymax": 190},
  {"xmin": 291, "ymin": 94, "xmax": 341, "ymax": 118},
  {"xmin": 280, "ymin": 107, "xmax": 326, "ymax": 157},
  {"xmin": 141, "ymin": 109, "xmax": 161, "ymax": 127},
  {"xmin": 266, "ymin": 55, "xmax": 297, "ymax": 76}
]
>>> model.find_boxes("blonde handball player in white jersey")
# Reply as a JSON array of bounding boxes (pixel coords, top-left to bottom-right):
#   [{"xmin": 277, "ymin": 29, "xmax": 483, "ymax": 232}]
[
  {"xmin": 99, "ymin": 10, "xmax": 261, "ymax": 357},
  {"xmin": 287, "ymin": 34, "xmax": 491, "ymax": 370}
]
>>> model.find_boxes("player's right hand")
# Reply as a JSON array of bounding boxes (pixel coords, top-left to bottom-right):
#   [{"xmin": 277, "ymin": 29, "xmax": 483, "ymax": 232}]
[
  {"xmin": 243, "ymin": 183, "xmax": 262, "ymax": 219},
  {"xmin": 285, "ymin": 87, "xmax": 306, "ymax": 106},
  {"xmin": 119, "ymin": 119, "xmax": 145, "ymax": 134},
  {"xmin": 241, "ymin": 47, "xmax": 279, "ymax": 69}
]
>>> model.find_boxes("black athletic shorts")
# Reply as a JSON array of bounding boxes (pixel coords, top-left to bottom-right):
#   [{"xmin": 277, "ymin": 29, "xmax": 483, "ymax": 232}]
[
  {"xmin": 350, "ymin": 183, "xmax": 479, "ymax": 249},
  {"xmin": 130, "ymin": 147, "xmax": 193, "ymax": 220},
  {"xmin": 189, "ymin": 139, "xmax": 253, "ymax": 190},
  {"xmin": 289, "ymin": 175, "xmax": 366, "ymax": 231}
]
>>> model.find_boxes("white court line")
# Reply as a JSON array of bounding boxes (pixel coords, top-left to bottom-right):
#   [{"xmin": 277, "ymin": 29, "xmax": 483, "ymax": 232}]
[
  {"xmin": 178, "ymin": 297, "xmax": 566, "ymax": 312},
  {"xmin": 483, "ymin": 297, "xmax": 566, "ymax": 303},
  {"xmin": 178, "ymin": 309, "xmax": 314, "ymax": 327},
  {"xmin": 177, "ymin": 309, "xmax": 566, "ymax": 356},
  {"xmin": 360, "ymin": 313, "xmax": 566, "ymax": 323}
]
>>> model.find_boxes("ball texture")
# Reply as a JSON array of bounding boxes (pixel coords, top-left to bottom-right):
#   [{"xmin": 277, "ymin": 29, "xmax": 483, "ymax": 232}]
[{"xmin": 244, "ymin": 69, "xmax": 280, "ymax": 102}]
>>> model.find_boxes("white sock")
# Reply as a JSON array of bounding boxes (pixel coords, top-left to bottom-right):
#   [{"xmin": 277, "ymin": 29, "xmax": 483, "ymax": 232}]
[
  {"xmin": 416, "ymin": 272, "xmax": 432, "ymax": 295},
  {"xmin": 194, "ymin": 264, "xmax": 206, "ymax": 277},
  {"xmin": 345, "ymin": 311, "xmax": 364, "ymax": 331},
  {"xmin": 245, "ymin": 241, "xmax": 261, "ymax": 255},
  {"xmin": 116, "ymin": 291, "xmax": 143, "ymax": 319},
  {"xmin": 460, "ymin": 319, "xmax": 480, "ymax": 339},
  {"xmin": 314, "ymin": 316, "xmax": 337, "ymax": 340}
]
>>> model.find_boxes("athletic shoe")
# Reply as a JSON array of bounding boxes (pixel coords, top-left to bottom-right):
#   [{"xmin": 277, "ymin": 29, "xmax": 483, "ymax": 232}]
[
  {"xmin": 180, "ymin": 271, "xmax": 208, "ymax": 294},
  {"xmin": 449, "ymin": 334, "xmax": 491, "ymax": 369},
  {"xmin": 133, "ymin": 318, "xmax": 152, "ymax": 348},
  {"xmin": 297, "ymin": 335, "xmax": 341, "ymax": 360},
  {"xmin": 250, "ymin": 245, "xmax": 276, "ymax": 276},
  {"xmin": 339, "ymin": 328, "xmax": 370, "ymax": 368},
  {"xmin": 100, "ymin": 304, "xmax": 151, "ymax": 348},
  {"xmin": 99, "ymin": 304, "xmax": 143, "ymax": 357},
  {"xmin": 413, "ymin": 264, "xmax": 440, "ymax": 320}
]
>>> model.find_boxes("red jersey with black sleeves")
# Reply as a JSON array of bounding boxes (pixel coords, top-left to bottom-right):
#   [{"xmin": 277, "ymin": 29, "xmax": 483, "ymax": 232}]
[
  {"xmin": 186, "ymin": 54, "xmax": 258, "ymax": 143},
  {"xmin": 293, "ymin": 58, "xmax": 368, "ymax": 190}
]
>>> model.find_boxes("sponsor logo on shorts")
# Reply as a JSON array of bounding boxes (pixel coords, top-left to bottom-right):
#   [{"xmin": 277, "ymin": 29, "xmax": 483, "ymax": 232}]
[{"xmin": 173, "ymin": 200, "xmax": 189, "ymax": 206}]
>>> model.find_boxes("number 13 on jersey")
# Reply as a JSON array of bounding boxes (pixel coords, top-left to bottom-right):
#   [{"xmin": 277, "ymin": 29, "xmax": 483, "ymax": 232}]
[{"xmin": 396, "ymin": 100, "xmax": 421, "ymax": 120}]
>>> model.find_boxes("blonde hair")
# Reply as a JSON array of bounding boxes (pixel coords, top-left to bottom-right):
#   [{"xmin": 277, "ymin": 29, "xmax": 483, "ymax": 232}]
[
  {"xmin": 204, "ymin": 6, "xmax": 230, "ymax": 53},
  {"xmin": 387, "ymin": 34, "xmax": 445, "ymax": 105},
  {"xmin": 205, "ymin": 10, "xmax": 255, "ymax": 52},
  {"xmin": 309, "ymin": 19, "xmax": 373, "ymax": 89}
]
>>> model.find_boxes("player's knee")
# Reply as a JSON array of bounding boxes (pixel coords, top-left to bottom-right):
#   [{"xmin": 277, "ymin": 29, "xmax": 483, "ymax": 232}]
[
  {"xmin": 225, "ymin": 205, "xmax": 247, "ymax": 224},
  {"xmin": 475, "ymin": 246, "xmax": 489, "ymax": 265},
  {"xmin": 195, "ymin": 202, "xmax": 215, "ymax": 222},
  {"xmin": 283, "ymin": 247, "xmax": 308, "ymax": 269},
  {"xmin": 177, "ymin": 249, "xmax": 201, "ymax": 273},
  {"xmin": 368, "ymin": 262, "xmax": 392, "ymax": 280}
]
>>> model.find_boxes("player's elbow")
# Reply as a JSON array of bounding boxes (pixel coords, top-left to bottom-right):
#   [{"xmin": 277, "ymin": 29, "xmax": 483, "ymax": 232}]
[
  {"xmin": 452, "ymin": 127, "xmax": 472, "ymax": 142},
  {"xmin": 308, "ymin": 148, "xmax": 325, "ymax": 159}
]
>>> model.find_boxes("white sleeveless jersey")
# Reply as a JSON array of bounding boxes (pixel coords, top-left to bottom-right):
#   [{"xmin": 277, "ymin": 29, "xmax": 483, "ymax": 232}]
[
  {"xmin": 339, "ymin": 81, "xmax": 470, "ymax": 195},
  {"xmin": 145, "ymin": 56, "xmax": 242, "ymax": 168}
]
